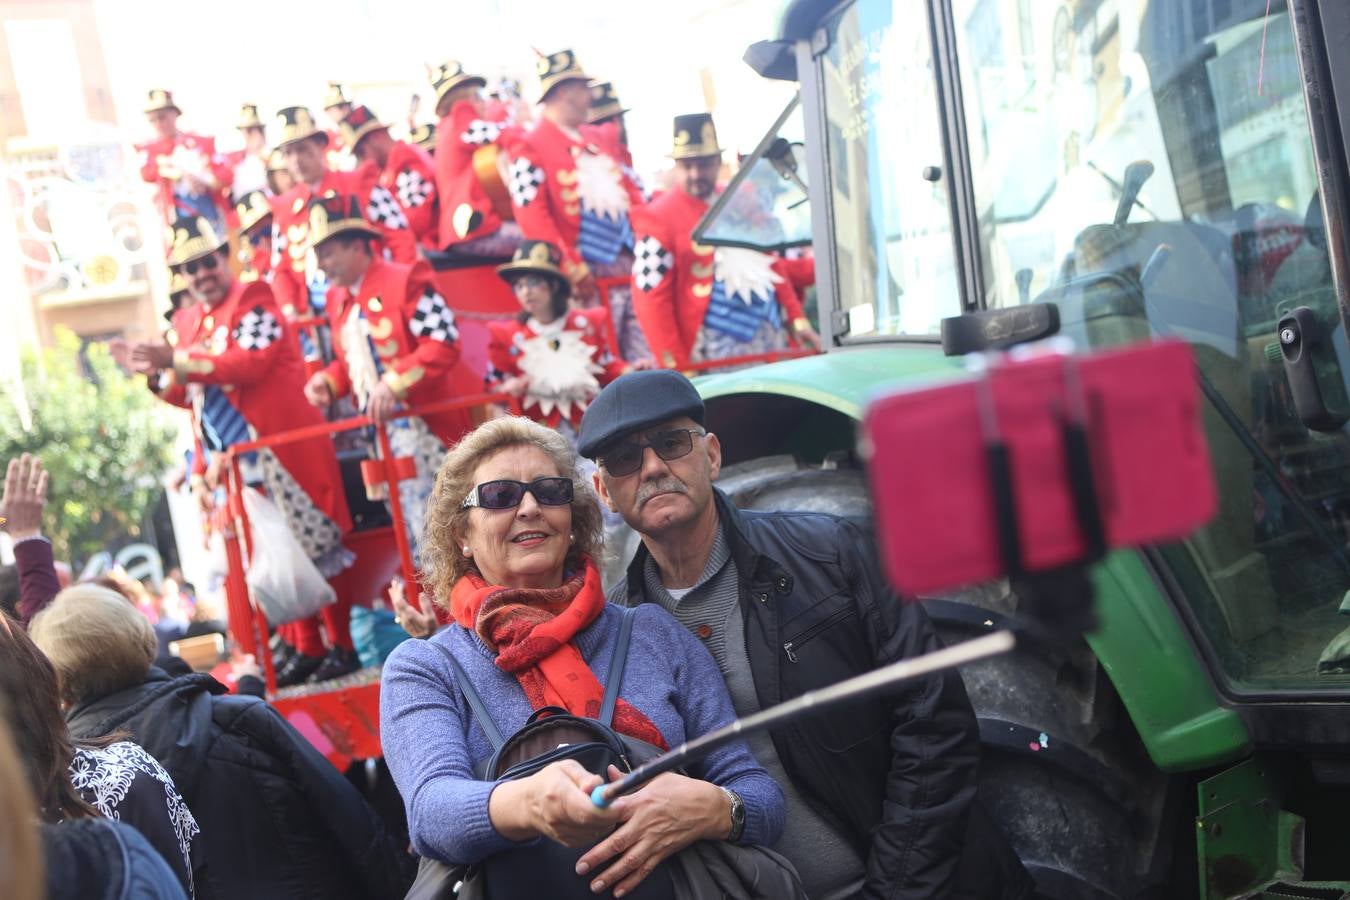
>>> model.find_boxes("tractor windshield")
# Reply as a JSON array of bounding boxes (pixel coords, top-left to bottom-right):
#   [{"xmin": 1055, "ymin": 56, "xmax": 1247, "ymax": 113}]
[{"xmin": 809, "ymin": 0, "xmax": 1350, "ymax": 691}]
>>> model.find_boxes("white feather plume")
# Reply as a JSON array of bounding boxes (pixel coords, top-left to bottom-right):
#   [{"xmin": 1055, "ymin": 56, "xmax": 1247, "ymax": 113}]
[
  {"xmin": 714, "ymin": 247, "xmax": 782, "ymax": 304},
  {"xmin": 516, "ymin": 324, "xmax": 604, "ymax": 419},
  {"xmin": 575, "ymin": 151, "xmax": 631, "ymax": 221}
]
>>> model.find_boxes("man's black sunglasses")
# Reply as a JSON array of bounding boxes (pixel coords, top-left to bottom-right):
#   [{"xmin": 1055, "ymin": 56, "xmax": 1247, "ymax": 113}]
[
  {"xmin": 178, "ymin": 254, "xmax": 221, "ymax": 276},
  {"xmin": 599, "ymin": 428, "xmax": 705, "ymax": 477},
  {"xmin": 461, "ymin": 476, "xmax": 574, "ymax": 510}
]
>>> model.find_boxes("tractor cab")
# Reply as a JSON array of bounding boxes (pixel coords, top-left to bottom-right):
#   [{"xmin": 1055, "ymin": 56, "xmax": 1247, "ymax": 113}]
[{"xmin": 695, "ymin": 0, "xmax": 1350, "ymax": 894}]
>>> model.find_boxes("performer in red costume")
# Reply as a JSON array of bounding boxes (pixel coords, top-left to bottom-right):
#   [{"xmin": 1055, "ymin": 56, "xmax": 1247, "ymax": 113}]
[
  {"xmin": 487, "ymin": 240, "xmax": 629, "ymax": 443},
  {"xmin": 136, "ymin": 89, "xmax": 232, "ymax": 232},
  {"xmin": 429, "ymin": 59, "xmax": 522, "ymax": 254},
  {"xmin": 268, "ymin": 105, "xmax": 416, "ymax": 321},
  {"xmin": 341, "ymin": 104, "xmax": 440, "ymax": 250},
  {"xmin": 507, "ymin": 49, "xmax": 651, "ymax": 363},
  {"xmin": 234, "ymin": 190, "xmax": 275, "ymax": 283},
  {"xmin": 581, "ymin": 81, "xmax": 647, "ymax": 200},
  {"xmin": 129, "ymin": 217, "xmax": 360, "ymax": 685},
  {"xmin": 224, "ymin": 103, "xmax": 270, "ymax": 204},
  {"xmin": 321, "ymin": 81, "xmax": 356, "ymax": 173},
  {"xmin": 302, "ymin": 193, "xmax": 473, "ymax": 557},
  {"xmin": 630, "ymin": 113, "xmax": 821, "ymax": 369}
]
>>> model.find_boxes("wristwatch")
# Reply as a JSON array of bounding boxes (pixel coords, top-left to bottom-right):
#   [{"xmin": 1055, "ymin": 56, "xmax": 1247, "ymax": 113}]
[{"xmin": 718, "ymin": 786, "xmax": 746, "ymax": 842}]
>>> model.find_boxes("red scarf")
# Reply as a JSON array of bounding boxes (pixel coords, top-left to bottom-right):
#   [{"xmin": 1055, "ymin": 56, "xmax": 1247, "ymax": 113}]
[{"xmin": 450, "ymin": 556, "xmax": 668, "ymax": 750}]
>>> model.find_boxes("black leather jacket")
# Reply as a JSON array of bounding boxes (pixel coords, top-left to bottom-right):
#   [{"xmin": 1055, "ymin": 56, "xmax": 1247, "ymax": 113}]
[{"xmin": 621, "ymin": 490, "xmax": 1030, "ymax": 899}]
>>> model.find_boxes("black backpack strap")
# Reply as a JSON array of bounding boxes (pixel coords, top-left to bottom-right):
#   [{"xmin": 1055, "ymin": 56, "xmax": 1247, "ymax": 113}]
[
  {"xmin": 430, "ymin": 641, "xmax": 505, "ymax": 751},
  {"xmin": 599, "ymin": 606, "xmax": 636, "ymax": 727}
]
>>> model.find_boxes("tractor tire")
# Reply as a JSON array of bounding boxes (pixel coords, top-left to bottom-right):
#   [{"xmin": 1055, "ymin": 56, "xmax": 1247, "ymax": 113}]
[{"xmin": 715, "ymin": 456, "xmax": 1183, "ymax": 899}]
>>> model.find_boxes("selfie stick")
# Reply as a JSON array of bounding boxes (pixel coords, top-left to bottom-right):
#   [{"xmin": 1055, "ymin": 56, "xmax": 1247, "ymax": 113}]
[{"xmin": 590, "ymin": 629, "xmax": 1014, "ymax": 808}]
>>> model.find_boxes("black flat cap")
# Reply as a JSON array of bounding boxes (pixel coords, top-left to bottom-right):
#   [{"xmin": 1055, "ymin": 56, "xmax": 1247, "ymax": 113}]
[{"xmin": 577, "ymin": 370, "xmax": 705, "ymax": 458}]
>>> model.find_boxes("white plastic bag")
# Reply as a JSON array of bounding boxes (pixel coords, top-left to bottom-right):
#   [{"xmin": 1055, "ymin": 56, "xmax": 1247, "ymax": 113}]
[{"xmin": 242, "ymin": 488, "xmax": 336, "ymax": 624}]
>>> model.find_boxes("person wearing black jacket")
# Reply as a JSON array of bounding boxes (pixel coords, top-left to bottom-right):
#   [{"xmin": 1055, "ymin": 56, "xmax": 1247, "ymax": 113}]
[
  {"xmin": 30, "ymin": 584, "xmax": 412, "ymax": 900},
  {"xmin": 575, "ymin": 370, "xmax": 1033, "ymax": 899}
]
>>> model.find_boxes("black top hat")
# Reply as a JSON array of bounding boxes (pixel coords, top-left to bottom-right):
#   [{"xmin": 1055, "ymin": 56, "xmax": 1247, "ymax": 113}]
[
  {"xmin": 577, "ymin": 370, "xmax": 706, "ymax": 458},
  {"xmin": 237, "ymin": 103, "xmax": 264, "ymax": 130},
  {"xmin": 339, "ymin": 105, "xmax": 388, "ymax": 151},
  {"xmin": 586, "ymin": 82, "xmax": 629, "ymax": 124},
  {"xmin": 235, "ymin": 191, "xmax": 274, "ymax": 234},
  {"xmin": 274, "ymin": 106, "xmax": 329, "ymax": 149},
  {"xmin": 308, "ymin": 192, "xmax": 381, "ymax": 248},
  {"xmin": 431, "ymin": 60, "xmax": 487, "ymax": 115},
  {"xmin": 166, "ymin": 216, "xmax": 227, "ymax": 267},
  {"xmin": 323, "ymin": 82, "xmax": 350, "ymax": 110},
  {"xmin": 537, "ymin": 49, "xmax": 590, "ymax": 99},
  {"xmin": 496, "ymin": 240, "xmax": 568, "ymax": 286},
  {"xmin": 670, "ymin": 113, "xmax": 722, "ymax": 159},
  {"xmin": 144, "ymin": 89, "xmax": 181, "ymax": 115}
]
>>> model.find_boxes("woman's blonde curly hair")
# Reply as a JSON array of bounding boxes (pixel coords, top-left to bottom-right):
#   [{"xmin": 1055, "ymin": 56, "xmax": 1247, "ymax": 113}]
[{"xmin": 419, "ymin": 417, "xmax": 604, "ymax": 610}]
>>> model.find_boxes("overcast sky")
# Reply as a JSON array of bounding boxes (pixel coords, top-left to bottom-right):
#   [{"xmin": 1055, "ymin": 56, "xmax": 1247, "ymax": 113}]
[{"xmin": 91, "ymin": 0, "xmax": 798, "ymax": 178}]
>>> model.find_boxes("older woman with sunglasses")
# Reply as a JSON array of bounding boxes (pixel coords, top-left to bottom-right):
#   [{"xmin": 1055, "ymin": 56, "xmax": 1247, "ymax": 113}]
[{"xmin": 379, "ymin": 417, "xmax": 786, "ymax": 898}]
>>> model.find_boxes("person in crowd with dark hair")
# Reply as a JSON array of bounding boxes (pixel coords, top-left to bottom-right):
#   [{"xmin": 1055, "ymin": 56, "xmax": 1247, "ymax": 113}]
[
  {"xmin": 486, "ymin": 240, "xmax": 631, "ymax": 443},
  {"xmin": 0, "ymin": 703, "xmax": 188, "ymax": 900},
  {"xmin": 303, "ymin": 191, "xmax": 473, "ymax": 558},
  {"xmin": 0, "ymin": 607, "xmax": 199, "ymax": 897},
  {"xmin": 380, "ymin": 416, "xmax": 794, "ymax": 898},
  {"xmin": 30, "ymin": 584, "xmax": 412, "ymax": 900}
]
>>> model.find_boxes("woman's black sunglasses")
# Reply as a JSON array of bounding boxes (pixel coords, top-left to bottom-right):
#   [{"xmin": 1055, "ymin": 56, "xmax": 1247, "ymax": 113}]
[
  {"xmin": 461, "ymin": 476, "xmax": 574, "ymax": 510},
  {"xmin": 599, "ymin": 428, "xmax": 704, "ymax": 477},
  {"xmin": 178, "ymin": 254, "xmax": 221, "ymax": 276}
]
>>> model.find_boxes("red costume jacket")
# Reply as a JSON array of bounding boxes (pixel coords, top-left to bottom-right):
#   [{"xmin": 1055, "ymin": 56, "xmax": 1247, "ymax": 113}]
[
  {"xmin": 506, "ymin": 117, "xmax": 644, "ymax": 280},
  {"xmin": 380, "ymin": 140, "xmax": 440, "ymax": 250},
  {"xmin": 485, "ymin": 308, "xmax": 627, "ymax": 428},
  {"xmin": 320, "ymin": 257, "xmax": 472, "ymax": 444},
  {"xmin": 434, "ymin": 100, "xmax": 516, "ymax": 247},
  {"xmin": 270, "ymin": 165, "xmax": 417, "ymax": 319},
  {"xmin": 154, "ymin": 279, "xmax": 351, "ymax": 535},
  {"xmin": 630, "ymin": 186, "xmax": 806, "ymax": 368},
  {"xmin": 137, "ymin": 132, "xmax": 233, "ymax": 228}
]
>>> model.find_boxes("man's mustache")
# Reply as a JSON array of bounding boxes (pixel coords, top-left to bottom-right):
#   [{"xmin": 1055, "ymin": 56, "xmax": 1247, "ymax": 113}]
[{"xmin": 636, "ymin": 477, "xmax": 689, "ymax": 506}]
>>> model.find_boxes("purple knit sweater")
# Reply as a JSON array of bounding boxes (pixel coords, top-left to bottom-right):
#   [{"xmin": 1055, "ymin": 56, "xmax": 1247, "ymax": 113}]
[{"xmin": 380, "ymin": 601, "xmax": 785, "ymax": 864}]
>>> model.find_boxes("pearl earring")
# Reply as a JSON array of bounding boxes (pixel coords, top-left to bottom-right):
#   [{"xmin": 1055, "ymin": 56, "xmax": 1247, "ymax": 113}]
[
  {"xmin": 462, "ymin": 545, "xmax": 472, "ymax": 556},
  {"xmin": 569, "ymin": 533, "xmax": 575, "ymax": 542}
]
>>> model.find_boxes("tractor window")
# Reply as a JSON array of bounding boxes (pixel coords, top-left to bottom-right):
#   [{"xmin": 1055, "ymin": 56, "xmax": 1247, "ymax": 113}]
[
  {"xmin": 954, "ymin": 0, "xmax": 1350, "ymax": 691},
  {"xmin": 818, "ymin": 0, "xmax": 962, "ymax": 338},
  {"xmin": 694, "ymin": 97, "xmax": 814, "ymax": 253}
]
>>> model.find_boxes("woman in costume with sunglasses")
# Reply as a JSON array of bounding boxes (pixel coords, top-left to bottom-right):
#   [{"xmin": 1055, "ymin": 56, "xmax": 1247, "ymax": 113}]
[
  {"xmin": 379, "ymin": 417, "xmax": 789, "ymax": 899},
  {"xmin": 486, "ymin": 240, "xmax": 642, "ymax": 447}
]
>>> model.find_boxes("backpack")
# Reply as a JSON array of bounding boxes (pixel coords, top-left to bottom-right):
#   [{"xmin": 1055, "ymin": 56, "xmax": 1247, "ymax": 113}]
[{"xmin": 406, "ymin": 607, "xmax": 675, "ymax": 900}]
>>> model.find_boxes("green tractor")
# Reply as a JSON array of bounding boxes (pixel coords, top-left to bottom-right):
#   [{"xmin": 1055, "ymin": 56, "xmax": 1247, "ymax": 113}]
[{"xmin": 693, "ymin": 0, "xmax": 1350, "ymax": 896}]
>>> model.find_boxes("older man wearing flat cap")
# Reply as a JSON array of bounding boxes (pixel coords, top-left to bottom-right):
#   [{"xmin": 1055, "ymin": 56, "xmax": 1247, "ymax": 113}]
[{"xmin": 576, "ymin": 370, "xmax": 1032, "ymax": 899}]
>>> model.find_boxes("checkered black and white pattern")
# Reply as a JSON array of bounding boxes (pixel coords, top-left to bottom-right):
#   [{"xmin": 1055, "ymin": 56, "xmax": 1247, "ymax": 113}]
[
  {"xmin": 395, "ymin": 169, "xmax": 433, "ymax": 209},
  {"xmin": 408, "ymin": 287, "xmax": 458, "ymax": 344},
  {"xmin": 257, "ymin": 450, "xmax": 346, "ymax": 564},
  {"xmin": 461, "ymin": 119, "xmax": 501, "ymax": 146},
  {"xmin": 234, "ymin": 305, "xmax": 283, "ymax": 350},
  {"xmin": 366, "ymin": 186, "xmax": 410, "ymax": 230},
  {"xmin": 508, "ymin": 156, "xmax": 546, "ymax": 208},
  {"xmin": 632, "ymin": 235, "xmax": 674, "ymax": 291},
  {"xmin": 484, "ymin": 362, "xmax": 507, "ymax": 387}
]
